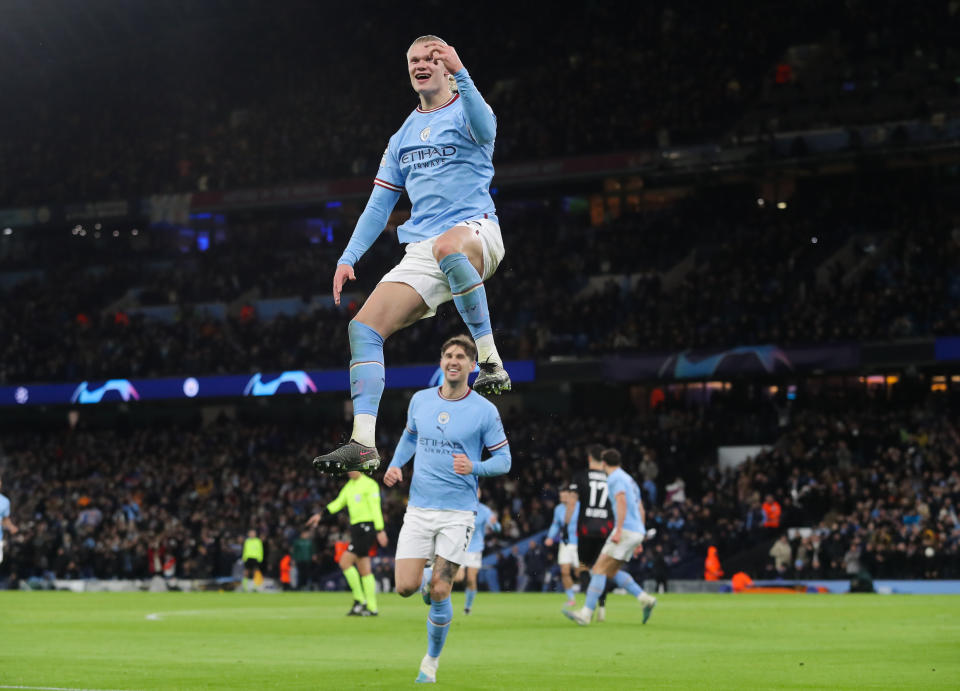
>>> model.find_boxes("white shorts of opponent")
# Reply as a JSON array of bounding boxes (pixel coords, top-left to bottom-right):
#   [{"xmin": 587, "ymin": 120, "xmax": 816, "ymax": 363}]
[
  {"xmin": 558, "ymin": 542, "xmax": 580, "ymax": 567},
  {"xmin": 460, "ymin": 549, "xmax": 483, "ymax": 570},
  {"xmin": 380, "ymin": 217, "xmax": 505, "ymax": 319},
  {"xmin": 395, "ymin": 506, "xmax": 475, "ymax": 565},
  {"xmin": 600, "ymin": 528, "xmax": 646, "ymax": 563}
]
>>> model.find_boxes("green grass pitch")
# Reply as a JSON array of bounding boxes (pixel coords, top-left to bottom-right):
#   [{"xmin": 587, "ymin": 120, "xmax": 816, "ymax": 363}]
[{"xmin": 0, "ymin": 591, "xmax": 958, "ymax": 689}]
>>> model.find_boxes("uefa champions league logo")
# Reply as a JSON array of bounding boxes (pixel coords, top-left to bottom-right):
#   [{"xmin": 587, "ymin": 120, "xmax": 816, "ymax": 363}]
[
  {"xmin": 71, "ymin": 380, "xmax": 141, "ymax": 404},
  {"xmin": 243, "ymin": 371, "xmax": 317, "ymax": 396},
  {"xmin": 659, "ymin": 346, "xmax": 792, "ymax": 379}
]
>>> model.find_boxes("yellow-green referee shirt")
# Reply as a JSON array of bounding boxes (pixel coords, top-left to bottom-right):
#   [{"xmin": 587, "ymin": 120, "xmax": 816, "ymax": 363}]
[{"xmin": 327, "ymin": 474, "xmax": 384, "ymax": 530}]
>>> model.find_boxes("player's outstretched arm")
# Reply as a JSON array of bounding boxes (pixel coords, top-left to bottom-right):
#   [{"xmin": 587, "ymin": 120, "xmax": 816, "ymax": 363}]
[{"xmin": 333, "ymin": 184, "xmax": 401, "ymax": 304}]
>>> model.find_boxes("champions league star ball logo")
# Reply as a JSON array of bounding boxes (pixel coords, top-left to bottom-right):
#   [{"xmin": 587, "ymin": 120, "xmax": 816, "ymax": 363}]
[
  {"xmin": 437, "ymin": 412, "xmax": 450, "ymax": 425},
  {"xmin": 419, "ymin": 126, "xmax": 431, "ymax": 142}
]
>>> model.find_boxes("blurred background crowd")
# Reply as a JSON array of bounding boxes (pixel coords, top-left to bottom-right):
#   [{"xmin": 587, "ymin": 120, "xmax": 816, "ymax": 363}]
[{"xmin": 2, "ymin": 0, "xmax": 960, "ymax": 591}]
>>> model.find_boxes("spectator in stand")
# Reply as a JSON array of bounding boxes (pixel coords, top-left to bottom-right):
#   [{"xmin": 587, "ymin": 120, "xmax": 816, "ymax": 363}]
[
  {"xmin": 640, "ymin": 450, "xmax": 659, "ymax": 506},
  {"xmin": 665, "ymin": 477, "xmax": 687, "ymax": 506},
  {"xmin": 762, "ymin": 494, "xmax": 782, "ymax": 532},
  {"xmin": 769, "ymin": 535, "xmax": 792, "ymax": 577}
]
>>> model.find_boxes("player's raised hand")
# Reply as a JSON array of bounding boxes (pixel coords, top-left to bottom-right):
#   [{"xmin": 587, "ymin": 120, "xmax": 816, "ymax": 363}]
[
  {"xmin": 305, "ymin": 512, "xmax": 322, "ymax": 528},
  {"xmin": 424, "ymin": 41, "xmax": 464, "ymax": 75},
  {"xmin": 332, "ymin": 263, "xmax": 356, "ymax": 305},
  {"xmin": 452, "ymin": 453, "xmax": 473, "ymax": 475},
  {"xmin": 383, "ymin": 466, "xmax": 403, "ymax": 486}
]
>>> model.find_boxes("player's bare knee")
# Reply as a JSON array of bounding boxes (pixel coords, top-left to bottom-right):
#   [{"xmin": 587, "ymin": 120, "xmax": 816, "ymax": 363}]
[
  {"xmin": 432, "ymin": 235, "xmax": 461, "ymax": 261},
  {"xmin": 430, "ymin": 582, "xmax": 452, "ymax": 601},
  {"xmin": 396, "ymin": 581, "xmax": 419, "ymax": 598}
]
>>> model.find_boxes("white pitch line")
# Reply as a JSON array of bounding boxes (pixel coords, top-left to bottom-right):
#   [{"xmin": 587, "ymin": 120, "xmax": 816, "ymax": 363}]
[
  {"xmin": 0, "ymin": 687, "xmax": 130, "ymax": 691},
  {"xmin": 145, "ymin": 608, "xmax": 293, "ymax": 621}
]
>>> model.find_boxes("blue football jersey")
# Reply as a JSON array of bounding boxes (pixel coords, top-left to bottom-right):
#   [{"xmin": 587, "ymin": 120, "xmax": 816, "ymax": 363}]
[
  {"xmin": 467, "ymin": 503, "xmax": 495, "ymax": 553},
  {"xmin": 402, "ymin": 388, "xmax": 508, "ymax": 512},
  {"xmin": 606, "ymin": 468, "xmax": 645, "ymax": 533},
  {"xmin": 0, "ymin": 493, "xmax": 9, "ymax": 540},
  {"xmin": 375, "ymin": 92, "xmax": 496, "ymax": 243},
  {"xmin": 547, "ymin": 502, "xmax": 580, "ymax": 545}
]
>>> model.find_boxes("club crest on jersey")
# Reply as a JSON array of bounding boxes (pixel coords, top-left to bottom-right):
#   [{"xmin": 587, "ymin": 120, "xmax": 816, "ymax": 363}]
[
  {"xmin": 354, "ymin": 494, "xmax": 362, "ymax": 502},
  {"xmin": 437, "ymin": 411, "xmax": 450, "ymax": 425},
  {"xmin": 419, "ymin": 126, "xmax": 431, "ymax": 142}
]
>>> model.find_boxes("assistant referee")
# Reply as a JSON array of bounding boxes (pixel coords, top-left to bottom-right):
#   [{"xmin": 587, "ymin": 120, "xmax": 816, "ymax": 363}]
[{"xmin": 307, "ymin": 470, "xmax": 388, "ymax": 615}]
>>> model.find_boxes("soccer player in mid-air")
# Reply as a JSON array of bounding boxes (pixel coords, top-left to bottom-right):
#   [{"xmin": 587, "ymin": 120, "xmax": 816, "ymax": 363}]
[
  {"xmin": 383, "ymin": 335, "xmax": 511, "ymax": 683},
  {"xmin": 564, "ymin": 449, "xmax": 657, "ymax": 626},
  {"xmin": 307, "ymin": 470, "xmax": 388, "ymax": 616},
  {"xmin": 456, "ymin": 488, "xmax": 500, "ymax": 614},
  {"xmin": 0, "ymin": 475, "xmax": 18, "ymax": 567},
  {"xmin": 544, "ymin": 483, "xmax": 580, "ymax": 607},
  {"xmin": 314, "ymin": 35, "xmax": 510, "ymax": 476}
]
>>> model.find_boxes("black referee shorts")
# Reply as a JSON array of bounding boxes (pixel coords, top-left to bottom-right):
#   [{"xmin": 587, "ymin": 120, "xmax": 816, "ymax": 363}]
[
  {"xmin": 348, "ymin": 521, "xmax": 377, "ymax": 555},
  {"xmin": 578, "ymin": 535, "xmax": 606, "ymax": 567}
]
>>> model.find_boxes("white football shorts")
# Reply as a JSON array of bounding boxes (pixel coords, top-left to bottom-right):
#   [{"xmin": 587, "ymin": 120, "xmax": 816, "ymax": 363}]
[
  {"xmin": 558, "ymin": 542, "xmax": 580, "ymax": 567},
  {"xmin": 460, "ymin": 549, "xmax": 483, "ymax": 570},
  {"xmin": 600, "ymin": 528, "xmax": 646, "ymax": 562},
  {"xmin": 395, "ymin": 506, "xmax": 475, "ymax": 565},
  {"xmin": 380, "ymin": 217, "xmax": 505, "ymax": 319},
  {"xmin": 0, "ymin": 538, "xmax": 4, "ymax": 564}
]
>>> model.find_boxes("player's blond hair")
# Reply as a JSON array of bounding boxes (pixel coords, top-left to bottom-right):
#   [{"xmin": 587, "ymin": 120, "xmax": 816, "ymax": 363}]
[{"xmin": 408, "ymin": 34, "xmax": 457, "ymax": 93}]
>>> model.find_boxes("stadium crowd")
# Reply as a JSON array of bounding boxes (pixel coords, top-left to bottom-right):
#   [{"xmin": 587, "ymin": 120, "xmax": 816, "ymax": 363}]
[
  {"xmin": 0, "ymin": 1, "xmax": 956, "ymax": 208},
  {"xmin": 2, "ymin": 171, "xmax": 959, "ymax": 385},
  {"xmin": 1, "ymin": 389, "xmax": 957, "ymax": 588}
]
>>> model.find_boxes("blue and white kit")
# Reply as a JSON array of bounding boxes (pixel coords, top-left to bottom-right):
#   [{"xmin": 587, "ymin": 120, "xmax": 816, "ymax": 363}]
[
  {"xmin": 390, "ymin": 387, "xmax": 510, "ymax": 564},
  {"xmin": 339, "ymin": 69, "xmax": 505, "ymax": 317}
]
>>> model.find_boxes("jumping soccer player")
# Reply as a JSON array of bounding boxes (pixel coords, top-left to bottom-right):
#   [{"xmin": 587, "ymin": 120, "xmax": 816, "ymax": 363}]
[
  {"xmin": 314, "ymin": 35, "xmax": 510, "ymax": 476},
  {"xmin": 307, "ymin": 470, "xmax": 388, "ymax": 616},
  {"xmin": 0, "ymin": 475, "xmax": 17, "ymax": 566},
  {"xmin": 383, "ymin": 335, "xmax": 511, "ymax": 683},
  {"xmin": 457, "ymin": 489, "xmax": 500, "ymax": 614},
  {"xmin": 544, "ymin": 484, "xmax": 580, "ymax": 607},
  {"xmin": 563, "ymin": 449, "xmax": 657, "ymax": 627},
  {"xmin": 573, "ymin": 444, "xmax": 614, "ymax": 621}
]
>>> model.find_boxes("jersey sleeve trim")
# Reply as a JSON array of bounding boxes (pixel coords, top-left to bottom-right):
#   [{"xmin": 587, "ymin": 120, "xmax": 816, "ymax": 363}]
[
  {"xmin": 350, "ymin": 360, "xmax": 385, "ymax": 370},
  {"xmin": 486, "ymin": 439, "xmax": 509, "ymax": 451},
  {"xmin": 373, "ymin": 178, "xmax": 404, "ymax": 192}
]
